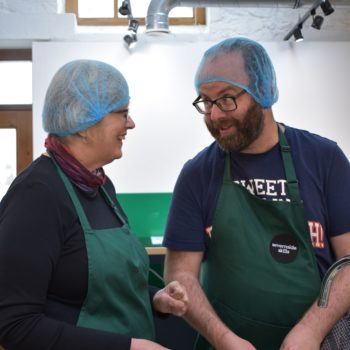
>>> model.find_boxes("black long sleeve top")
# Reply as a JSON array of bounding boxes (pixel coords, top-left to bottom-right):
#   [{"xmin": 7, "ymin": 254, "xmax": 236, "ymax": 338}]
[{"xmin": 0, "ymin": 155, "xmax": 157, "ymax": 350}]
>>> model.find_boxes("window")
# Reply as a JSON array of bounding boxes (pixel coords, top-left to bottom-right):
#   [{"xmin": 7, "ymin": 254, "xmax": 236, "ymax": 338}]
[
  {"xmin": 0, "ymin": 107, "xmax": 32, "ymax": 200},
  {"xmin": 0, "ymin": 129, "xmax": 16, "ymax": 199},
  {"xmin": 0, "ymin": 49, "xmax": 33, "ymax": 200},
  {"xmin": 0, "ymin": 61, "xmax": 32, "ymax": 104},
  {"xmin": 66, "ymin": 0, "xmax": 205, "ymax": 26}
]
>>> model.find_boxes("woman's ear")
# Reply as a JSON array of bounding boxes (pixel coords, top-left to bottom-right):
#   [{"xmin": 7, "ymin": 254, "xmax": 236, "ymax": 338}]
[{"xmin": 76, "ymin": 129, "xmax": 92, "ymax": 144}]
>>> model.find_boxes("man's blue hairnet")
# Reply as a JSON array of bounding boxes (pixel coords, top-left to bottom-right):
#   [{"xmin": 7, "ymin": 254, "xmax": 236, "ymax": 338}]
[
  {"xmin": 195, "ymin": 37, "xmax": 279, "ymax": 108},
  {"xmin": 42, "ymin": 59, "xmax": 130, "ymax": 137}
]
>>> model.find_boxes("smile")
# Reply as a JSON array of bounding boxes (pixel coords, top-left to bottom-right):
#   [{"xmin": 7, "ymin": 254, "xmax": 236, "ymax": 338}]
[{"xmin": 219, "ymin": 125, "xmax": 236, "ymax": 136}]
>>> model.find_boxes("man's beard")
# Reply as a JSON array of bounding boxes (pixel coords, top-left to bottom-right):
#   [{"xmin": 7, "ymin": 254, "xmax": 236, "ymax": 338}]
[{"xmin": 205, "ymin": 102, "xmax": 264, "ymax": 152}]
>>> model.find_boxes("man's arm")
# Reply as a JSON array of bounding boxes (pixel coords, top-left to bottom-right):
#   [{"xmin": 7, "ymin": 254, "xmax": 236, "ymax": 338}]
[
  {"xmin": 281, "ymin": 231, "xmax": 350, "ymax": 350},
  {"xmin": 164, "ymin": 249, "xmax": 256, "ymax": 350}
]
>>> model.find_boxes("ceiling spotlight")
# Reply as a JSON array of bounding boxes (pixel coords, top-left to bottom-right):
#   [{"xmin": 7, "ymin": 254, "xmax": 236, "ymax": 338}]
[
  {"xmin": 119, "ymin": 0, "xmax": 131, "ymax": 16},
  {"xmin": 293, "ymin": 27, "xmax": 304, "ymax": 42},
  {"xmin": 123, "ymin": 18, "xmax": 139, "ymax": 48},
  {"xmin": 320, "ymin": 0, "xmax": 335, "ymax": 16},
  {"xmin": 119, "ymin": 0, "xmax": 139, "ymax": 49},
  {"xmin": 128, "ymin": 18, "xmax": 139, "ymax": 33},
  {"xmin": 124, "ymin": 32, "xmax": 137, "ymax": 47},
  {"xmin": 312, "ymin": 14, "xmax": 324, "ymax": 30}
]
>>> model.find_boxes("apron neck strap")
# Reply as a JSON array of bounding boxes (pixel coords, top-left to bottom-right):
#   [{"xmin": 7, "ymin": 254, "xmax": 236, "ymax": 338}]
[
  {"xmin": 49, "ymin": 151, "xmax": 92, "ymax": 231},
  {"xmin": 277, "ymin": 125, "xmax": 301, "ymax": 202},
  {"xmin": 223, "ymin": 124, "xmax": 302, "ymax": 203},
  {"xmin": 99, "ymin": 186, "xmax": 127, "ymax": 226},
  {"xmin": 49, "ymin": 152, "xmax": 127, "ymax": 228}
]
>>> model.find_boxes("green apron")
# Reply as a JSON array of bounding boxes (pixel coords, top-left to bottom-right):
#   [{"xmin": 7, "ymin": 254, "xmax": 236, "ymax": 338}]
[
  {"xmin": 52, "ymin": 156, "xmax": 155, "ymax": 340},
  {"xmin": 196, "ymin": 127, "xmax": 321, "ymax": 350}
]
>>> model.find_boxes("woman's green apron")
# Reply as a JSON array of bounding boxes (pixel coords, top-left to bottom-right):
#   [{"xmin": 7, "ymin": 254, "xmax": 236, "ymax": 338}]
[
  {"xmin": 52, "ymin": 155, "xmax": 155, "ymax": 340},
  {"xmin": 196, "ymin": 127, "xmax": 321, "ymax": 349}
]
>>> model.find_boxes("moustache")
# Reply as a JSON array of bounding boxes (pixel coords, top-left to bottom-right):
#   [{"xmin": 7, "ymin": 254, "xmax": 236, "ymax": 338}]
[{"xmin": 211, "ymin": 118, "xmax": 241, "ymax": 130}]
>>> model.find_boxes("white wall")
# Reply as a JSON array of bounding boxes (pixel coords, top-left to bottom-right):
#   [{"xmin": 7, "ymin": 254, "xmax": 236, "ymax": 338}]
[{"xmin": 33, "ymin": 41, "xmax": 350, "ymax": 193}]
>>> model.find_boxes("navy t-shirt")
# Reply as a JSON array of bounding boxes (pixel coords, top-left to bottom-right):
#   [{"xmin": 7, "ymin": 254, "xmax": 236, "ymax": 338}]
[{"xmin": 164, "ymin": 125, "xmax": 350, "ymax": 277}]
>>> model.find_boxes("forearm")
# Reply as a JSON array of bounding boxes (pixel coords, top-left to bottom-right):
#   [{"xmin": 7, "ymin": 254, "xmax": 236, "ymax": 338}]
[
  {"xmin": 164, "ymin": 251, "xmax": 253, "ymax": 349},
  {"xmin": 282, "ymin": 265, "xmax": 350, "ymax": 349},
  {"xmin": 168, "ymin": 269, "xmax": 232, "ymax": 347},
  {"xmin": 302, "ymin": 265, "xmax": 350, "ymax": 338}
]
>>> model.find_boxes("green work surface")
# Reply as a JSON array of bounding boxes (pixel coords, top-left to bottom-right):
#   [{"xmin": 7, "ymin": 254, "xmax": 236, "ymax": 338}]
[{"xmin": 117, "ymin": 192, "xmax": 172, "ymax": 247}]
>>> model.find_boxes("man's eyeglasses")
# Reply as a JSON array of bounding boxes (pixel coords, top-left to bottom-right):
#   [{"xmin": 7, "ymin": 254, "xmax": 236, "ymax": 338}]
[{"xmin": 192, "ymin": 89, "xmax": 246, "ymax": 114}]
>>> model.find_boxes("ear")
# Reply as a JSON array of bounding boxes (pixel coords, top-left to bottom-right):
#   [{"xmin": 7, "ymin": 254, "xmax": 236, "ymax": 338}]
[{"xmin": 76, "ymin": 129, "xmax": 91, "ymax": 144}]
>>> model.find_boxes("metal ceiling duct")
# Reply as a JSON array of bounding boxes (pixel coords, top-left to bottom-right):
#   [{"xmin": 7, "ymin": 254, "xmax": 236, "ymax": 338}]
[{"xmin": 145, "ymin": 0, "xmax": 347, "ymax": 33}]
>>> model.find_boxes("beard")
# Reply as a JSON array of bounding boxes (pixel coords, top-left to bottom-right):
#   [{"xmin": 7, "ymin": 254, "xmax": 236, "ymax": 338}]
[{"xmin": 205, "ymin": 102, "xmax": 264, "ymax": 152}]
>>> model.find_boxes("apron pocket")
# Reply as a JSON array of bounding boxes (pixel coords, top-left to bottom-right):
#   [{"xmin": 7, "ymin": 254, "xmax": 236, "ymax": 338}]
[{"xmin": 213, "ymin": 300, "xmax": 292, "ymax": 350}]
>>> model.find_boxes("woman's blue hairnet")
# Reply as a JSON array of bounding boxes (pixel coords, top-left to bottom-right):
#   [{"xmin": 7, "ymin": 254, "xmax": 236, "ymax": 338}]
[
  {"xmin": 42, "ymin": 59, "xmax": 130, "ymax": 137},
  {"xmin": 195, "ymin": 37, "xmax": 279, "ymax": 108}
]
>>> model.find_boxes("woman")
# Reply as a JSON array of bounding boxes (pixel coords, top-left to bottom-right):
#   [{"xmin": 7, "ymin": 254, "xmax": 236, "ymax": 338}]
[{"xmin": 0, "ymin": 59, "xmax": 188, "ymax": 350}]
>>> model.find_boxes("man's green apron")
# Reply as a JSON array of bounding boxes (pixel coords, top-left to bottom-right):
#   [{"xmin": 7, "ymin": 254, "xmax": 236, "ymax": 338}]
[
  {"xmin": 52, "ymin": 156, "xmax": 155, "ymax": 340},
  {"xmin": 196, "ymin": 127, "xmax": 321, "ymax": 350}
]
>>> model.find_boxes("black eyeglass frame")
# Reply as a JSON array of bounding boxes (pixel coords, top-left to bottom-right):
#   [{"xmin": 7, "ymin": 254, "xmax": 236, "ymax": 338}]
[
  {"xmin": 110, "ymin": 108, "xmax": 130, "ymax": 120},
  {"xmin": 192, "ymin": 89, "xmax": 246, "ymax": 114}
]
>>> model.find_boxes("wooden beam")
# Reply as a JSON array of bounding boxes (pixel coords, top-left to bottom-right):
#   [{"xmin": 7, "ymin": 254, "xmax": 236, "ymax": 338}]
[{"xmin": 0, "ymin": 49, "xmax": 32, "ymax": 61}]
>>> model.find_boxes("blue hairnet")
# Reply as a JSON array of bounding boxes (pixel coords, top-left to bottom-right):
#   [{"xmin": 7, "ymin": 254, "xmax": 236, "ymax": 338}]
[
  {"xmin": 42, "ymin": 59, "xmax": 130, "ymax": 137},
  {"xmin": 195, "ymin": 37, "xmax": 278, "ymax": 108}
]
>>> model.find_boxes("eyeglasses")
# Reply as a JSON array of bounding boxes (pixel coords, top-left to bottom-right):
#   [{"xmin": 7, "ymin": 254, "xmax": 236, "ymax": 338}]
[
  {"xmin": 192, "ymin": 89, "xmax": 246, "ymax": 114},
  {"xmin": 111, "ymin": 108, "xmax": 129, "ymax": 120}
]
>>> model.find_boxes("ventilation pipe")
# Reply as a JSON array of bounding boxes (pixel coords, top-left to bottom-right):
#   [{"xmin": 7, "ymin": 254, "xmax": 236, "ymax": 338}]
[{"xmin": 145, "ymin": 0, "xmax": 345, "ymax": 34}]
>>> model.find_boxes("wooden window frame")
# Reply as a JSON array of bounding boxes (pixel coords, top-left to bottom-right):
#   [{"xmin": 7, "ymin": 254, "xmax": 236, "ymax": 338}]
[
  {"xmin": 0, "ymin": 49, "xmax": 33, "ymax": 174},
  {"xmin": 0, "ymin": 106, "xmax": 32, "ymax": 174},
  {"xmin": 0, "ymin": 49, "xmax": 32, "ymax": 61},
  {"xmin": 66, "ymin": 0, "xmax": 205, "ymax": 26}
]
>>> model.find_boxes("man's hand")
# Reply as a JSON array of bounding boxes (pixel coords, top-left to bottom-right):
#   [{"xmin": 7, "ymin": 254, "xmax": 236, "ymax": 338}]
[{"xmin": 152, "ymin": 280, "xmax": 189, "ymax": 316}]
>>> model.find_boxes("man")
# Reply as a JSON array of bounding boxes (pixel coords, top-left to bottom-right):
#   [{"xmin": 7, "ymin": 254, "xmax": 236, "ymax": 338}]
[{"xmin": 163, "ymin": 37, "xmax": 350, "ymax": 349}]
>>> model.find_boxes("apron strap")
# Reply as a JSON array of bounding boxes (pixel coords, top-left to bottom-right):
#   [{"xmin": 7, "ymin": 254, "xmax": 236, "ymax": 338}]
[
  {"xmin": 223, "ymin": 124, "xmax": 302, "ymax": 203},
  {"xmin": 49, "ymin": 152, "xmax": 92, "ymax": 231},
  {"xmin": 49, "ymin": 151, "xmax": 128, "ymax": 228},
  {"xmin": 277, "ymin": 125, "xmax": 302, "ymax": 203},
  {"xmin": 223, "ymin": 152, "xmax": 232, "ymax": 183},
  {"xmin": 100, "ymin": 186, "xmax": 127, "ymax": 226}
]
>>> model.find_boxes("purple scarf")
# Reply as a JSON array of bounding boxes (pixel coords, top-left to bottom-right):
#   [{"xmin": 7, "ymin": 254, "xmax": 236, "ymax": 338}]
[{"xmin": 45, "ymin": 134, "xmax": 106, "ymax": 195}]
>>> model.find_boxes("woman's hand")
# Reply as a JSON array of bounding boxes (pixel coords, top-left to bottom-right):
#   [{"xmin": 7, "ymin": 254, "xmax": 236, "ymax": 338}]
[
  {"xmin": 152, "ymin": 280, "xmax": 189, "ymax": 316},
  {"xmin": 130, "ymin": 338, "xmax": 170, "ymax": 350}
]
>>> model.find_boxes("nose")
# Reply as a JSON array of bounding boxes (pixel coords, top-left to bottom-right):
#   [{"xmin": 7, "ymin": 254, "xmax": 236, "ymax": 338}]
[
  {"xmin": 126, "ymin": 115, "xmax": 136, "ymax": 129},
  {"xmin": 208, "ymin": 103, "xmax": 227, "ymax": 122}
]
